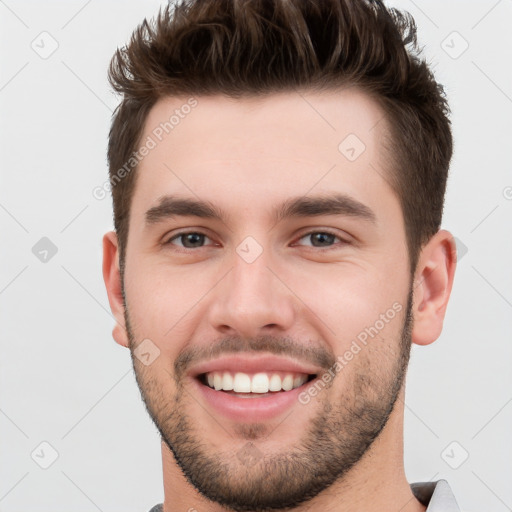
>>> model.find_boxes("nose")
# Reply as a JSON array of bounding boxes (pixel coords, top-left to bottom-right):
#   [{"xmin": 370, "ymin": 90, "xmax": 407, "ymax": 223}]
[{"xmin": 207, "ymin": 243, "xmax": 296, "ymax": 339}]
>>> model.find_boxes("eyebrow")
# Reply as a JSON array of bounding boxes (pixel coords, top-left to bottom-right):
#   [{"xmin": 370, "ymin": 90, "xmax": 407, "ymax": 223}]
[{"xmin": 145, "ymin": 193, "xmax": 377, "ymax": 226}]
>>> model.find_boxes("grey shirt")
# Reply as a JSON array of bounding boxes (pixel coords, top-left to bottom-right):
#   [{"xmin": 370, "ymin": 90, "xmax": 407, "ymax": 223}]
[{"xmin": 148, "ymin": 478, "xmax": 461, "ymax": 511}]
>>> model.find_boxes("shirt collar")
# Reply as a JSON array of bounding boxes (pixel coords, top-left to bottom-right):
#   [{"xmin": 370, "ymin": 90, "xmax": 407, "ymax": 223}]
[{"xmin": 410, "ymin": 479, "xmax": 461, "ymax": 511}]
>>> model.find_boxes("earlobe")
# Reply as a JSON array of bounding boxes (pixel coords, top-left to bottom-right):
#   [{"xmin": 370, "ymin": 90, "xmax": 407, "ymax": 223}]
[
  {"xmin": 102, "ymin": 231, "xmax": 130, "ymax": 348},
  {"xmin": 411, "ymin": 230, "xmax": 457, "ymax": 346}
]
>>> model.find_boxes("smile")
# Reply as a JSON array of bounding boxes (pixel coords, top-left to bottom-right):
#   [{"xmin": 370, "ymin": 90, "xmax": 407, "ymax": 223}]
[
  {"xmin": 201, "ymin": 371, "xmax": 315, "ymax": 394},
  {"xmin": 189, "ymin": 355, "xmax": 321, "ymax": 422}
]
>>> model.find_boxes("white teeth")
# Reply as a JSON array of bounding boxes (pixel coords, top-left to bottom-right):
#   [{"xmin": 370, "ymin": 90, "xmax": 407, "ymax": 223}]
[
  {"xmin": 269, "ymin": 374, "xmax": 282, "ymax": 392},
  {"xmin": 204, "ymin": 371, "xmax": 310, "ymax": 393},
  {"xmin": 282, "ymin": 375, "xmax": 294, "ymax": 391},
  {"xmin": 213, "ymin": 373, "xmax": 223, "ymax": 391},
  {"xmin": 222, "ymin": 372, "xmax": 234, "ymax": 391},
  {"xmin": 233, "ymin": 372, "xmax": 252, "ymax": 393},
  {"xmin": 251, "ymin": 373, "xmax": 269, "ymax": 393},
  {"xmin": 293, "ymin": 375, "xmax": 306, "ymax": 388}
]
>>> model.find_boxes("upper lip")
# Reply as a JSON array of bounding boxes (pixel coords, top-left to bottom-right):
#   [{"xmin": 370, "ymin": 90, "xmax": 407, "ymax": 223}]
[{"xmin": 188, "ymin": 354, "xmax": 322, "ymax": 378}]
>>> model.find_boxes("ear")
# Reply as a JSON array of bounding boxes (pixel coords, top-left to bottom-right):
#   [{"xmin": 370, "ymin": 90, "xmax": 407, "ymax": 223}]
[
  {"xmin": 102, "ymin": 231, "xmax": 130, "ymax": 348},
  {"xmin": 411, "ymin": 229, "xmax": 457, "ymax": 346}
]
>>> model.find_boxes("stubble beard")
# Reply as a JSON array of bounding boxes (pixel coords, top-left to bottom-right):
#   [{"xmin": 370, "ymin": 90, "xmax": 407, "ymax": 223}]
[{"xmin": 125, "ymin": 288, "xmax": 413, "ymax": 512}]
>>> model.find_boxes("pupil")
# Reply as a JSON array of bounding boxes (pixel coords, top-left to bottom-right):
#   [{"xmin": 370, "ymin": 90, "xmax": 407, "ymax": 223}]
[
  {"xmin": 184, "ymin": 233, "xmax": 203, "ymax": 247},
  {"xmin": 313, "ymin": 233, "xmax": 334, "ymax": 246}
]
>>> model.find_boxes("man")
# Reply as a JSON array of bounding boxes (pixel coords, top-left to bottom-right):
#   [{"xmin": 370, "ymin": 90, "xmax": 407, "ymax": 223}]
[{"xmin": 102, "ymin": 0, "xmax": 460, "ymax": 510}]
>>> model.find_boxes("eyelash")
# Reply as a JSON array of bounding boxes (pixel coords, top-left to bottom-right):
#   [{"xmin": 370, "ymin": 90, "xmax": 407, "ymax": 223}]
[{"xmin": 163, "ymin": 230, "xmax": 350, "ymax": 251}]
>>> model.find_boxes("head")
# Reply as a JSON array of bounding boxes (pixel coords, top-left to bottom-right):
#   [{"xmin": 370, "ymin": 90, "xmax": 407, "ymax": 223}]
[{"xmin": 102, "ymin": 1, "xmax": 456, "ymax": 510}]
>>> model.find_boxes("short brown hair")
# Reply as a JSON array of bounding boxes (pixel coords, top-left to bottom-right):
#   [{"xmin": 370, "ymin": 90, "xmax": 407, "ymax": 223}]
[{"xmin": 107, "ymin": 0, "xmax": 452, "ymax": 275}]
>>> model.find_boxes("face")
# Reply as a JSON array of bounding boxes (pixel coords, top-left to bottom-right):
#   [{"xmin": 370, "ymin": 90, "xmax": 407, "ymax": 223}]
[{"xmin": 121, "ymin": 90, "xmax": 413, "ymax": 510}]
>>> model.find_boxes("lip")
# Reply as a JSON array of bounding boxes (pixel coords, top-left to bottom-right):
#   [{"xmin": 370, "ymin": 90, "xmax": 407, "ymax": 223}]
[
  {"xmin": 187, "ymin": 354, "xmax": 321, "ymax": 422},
  {"xmin": 192, "ymin": 375, "xmax": 315, "ymax": 422},
  {"xmin": 188, "ymin": 354, "xmax": 323, "ymax": 378}
]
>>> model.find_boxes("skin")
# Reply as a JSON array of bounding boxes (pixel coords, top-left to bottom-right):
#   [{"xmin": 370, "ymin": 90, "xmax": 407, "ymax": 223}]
[{"xmin": 103, "ymin": 89, "xmax": 456, "ymax": 512}]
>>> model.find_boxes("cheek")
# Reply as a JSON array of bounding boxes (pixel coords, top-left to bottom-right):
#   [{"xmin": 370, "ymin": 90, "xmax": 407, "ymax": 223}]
[
  {"xmin": 124, "ymin": 264, "xmax": 208, "ymax": 351},
  {"xmin": 287, "ymin": 262, "xmax": 407, "ymax": 345}
]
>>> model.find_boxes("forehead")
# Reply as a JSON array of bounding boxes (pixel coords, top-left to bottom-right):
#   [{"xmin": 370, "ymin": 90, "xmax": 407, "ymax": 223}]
[
  {"xmin": 130, "ymin": 88, "xmax": 397, "ymax": 228},
  {"xmin": 142, "ymin": 88, "xmax": 386, "ymax": 162}
]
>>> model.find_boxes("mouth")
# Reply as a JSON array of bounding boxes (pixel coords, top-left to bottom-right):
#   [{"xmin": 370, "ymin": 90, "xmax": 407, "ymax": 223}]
[
  {"xmin": 189, "ymin": 355, "xmax": 322, "ymax": 422},
  {"xmin": 197, "ymin": 371, "xmax": 317, "ymax": 397}
]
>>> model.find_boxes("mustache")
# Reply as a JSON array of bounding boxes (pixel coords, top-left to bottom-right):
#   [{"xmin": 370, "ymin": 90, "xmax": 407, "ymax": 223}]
[{"xmin": 173, "ymin": 334, "xmax": 337, "ymax": 381}]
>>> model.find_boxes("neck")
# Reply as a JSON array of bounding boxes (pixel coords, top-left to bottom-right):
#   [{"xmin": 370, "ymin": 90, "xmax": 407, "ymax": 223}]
[{"xmin": 160, "ymin": 386, "xmax": 426, "ymax": 512}]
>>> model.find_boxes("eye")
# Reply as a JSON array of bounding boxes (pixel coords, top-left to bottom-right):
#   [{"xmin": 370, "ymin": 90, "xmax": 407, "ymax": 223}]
[
  {"xmin": 294, "ymin": 230, "xmax": 348, "ymax": 249},
  {"xmin": 165, "ymin": 231, "xmax": 213, "ymax": 249},
  {"xmin": 163, "ymin": 229, "xmax": 349, "ymax": 251}
]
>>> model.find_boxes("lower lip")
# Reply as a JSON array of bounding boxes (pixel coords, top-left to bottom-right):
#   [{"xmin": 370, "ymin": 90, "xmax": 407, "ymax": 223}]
[{"xmin": 192, "ymin": 377, "xmax": 313, "ymax": 422}]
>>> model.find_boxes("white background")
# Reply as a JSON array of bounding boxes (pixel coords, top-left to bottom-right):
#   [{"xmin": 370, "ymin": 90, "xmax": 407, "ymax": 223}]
[{"xmin": 0, "ymin": 1, "xmax": 511, "ymax": 511}]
